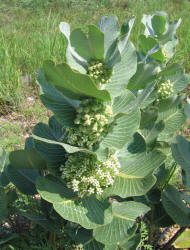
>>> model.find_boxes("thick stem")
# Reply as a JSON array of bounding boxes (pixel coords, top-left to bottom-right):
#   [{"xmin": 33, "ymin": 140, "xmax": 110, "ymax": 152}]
[
  {"xmin": 162, "ymin": 227, "xmax": 187, "ymax": 250},
  {"xmin": 149, "ymin": 205, "xmax": 155, "ymax": 244}
]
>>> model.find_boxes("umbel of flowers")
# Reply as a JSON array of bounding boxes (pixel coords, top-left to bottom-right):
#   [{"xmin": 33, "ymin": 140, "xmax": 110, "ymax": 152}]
[
  {"xmin": 87, "ymin": 60, "xmax": 113, "ymax": 84},
  {"xmin": 61, "ymin": 152, "xmax": 120, "ymax": 197},
  {"xmin": 66, "ymin": 98, "xmax": 113, "ymax": 149},
  {"xmin": 157, "ymin": 79, "xmax": 174, "ymax": 100}
]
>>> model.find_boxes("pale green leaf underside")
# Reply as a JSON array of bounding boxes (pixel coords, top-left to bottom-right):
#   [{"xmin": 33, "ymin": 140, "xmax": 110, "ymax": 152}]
[
  {"xmin": 105, "ymin": 41, "xmax": 137, "ymax": 97},
  {"xmin": 93, "ymin": 201, "xmax": 149, "ymax": 244},
  {"xmin": 37, "ymin": 176, "xmax": 113, "ymax": 229},
  {"xmin": 101, "ymin": 108, "xmax": 140, "ymax": 150}
]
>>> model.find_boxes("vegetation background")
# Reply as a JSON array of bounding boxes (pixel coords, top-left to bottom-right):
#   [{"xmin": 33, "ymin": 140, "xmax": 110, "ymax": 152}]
[{"xmin": 0, "ymin": 0, "xmax": 190, "ymax": 151}]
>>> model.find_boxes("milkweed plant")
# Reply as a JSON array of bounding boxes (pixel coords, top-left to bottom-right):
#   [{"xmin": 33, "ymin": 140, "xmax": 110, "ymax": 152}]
[{"xmin": 1, "ymin": 12, "xmax": 190, "ymax": 249}]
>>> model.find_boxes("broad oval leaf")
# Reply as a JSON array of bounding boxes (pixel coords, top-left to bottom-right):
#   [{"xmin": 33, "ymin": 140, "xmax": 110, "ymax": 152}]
[
  {"xmin": 70, "ymin": 25, "xmax": 104, "ymax": 61},
  {"xmin": 127, "ymin": 63, "xmax": 159, "ymax": 90},
  {"xmin": 43, "ymin": 61, "xmax": 111, "ymax": 101},
  {"xmin": 103, "ymin": 142, "xmax": 166, "ymax": 198},
  {"xmin": 100, "ymin": 108, "xmax": 140, "ymax": 150},
  {"xmin": 6, "ymin": 165, "xmax": 39, "ymax": 195},
  {"xmin": 38, "ymin": 70, "xmax": 77, "ymax": 127},
  {"xmin": 37, "ymin": 175, "xmax": 113, "ymax": 229},
  {"xmin": 162, "ymin": 185, "xmax": 190, "ymax": 226},
  {"xmin": 93, "ymin": 201, "xmax": 149, "ymax": 244},
  {"xmin": 9, "ymin": 148, "xmax": 46, "ymax": 170}
]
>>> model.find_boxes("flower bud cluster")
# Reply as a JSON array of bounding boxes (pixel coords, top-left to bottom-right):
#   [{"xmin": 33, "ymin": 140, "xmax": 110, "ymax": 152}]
[
  {"xmin": 88, "ymin": 60, "xmax": 113, "ymax": 84},
  {"xmin": 162, "ymin": 46, "xmax": 170, "ymax": 60},
  {"xmin": 61, "ymin": 152, "xmax": 120, "ymax": 197},
  {"xmin": 157, "ymin": 79, "xmax": 174, "ymax": 99},
  {"xmin": 66, "ymin": 99, "xmax": 113, "ymax": 148}
]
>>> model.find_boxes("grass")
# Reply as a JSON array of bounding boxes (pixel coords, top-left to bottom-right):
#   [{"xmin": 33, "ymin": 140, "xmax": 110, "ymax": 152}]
[{"xmin": 0, "ymin": 0, "xmax": 190, "ymax": 151}]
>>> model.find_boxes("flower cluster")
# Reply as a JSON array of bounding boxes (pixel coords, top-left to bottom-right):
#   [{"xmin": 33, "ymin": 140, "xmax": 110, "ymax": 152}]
[
  {"xmin": 66, "ymin": 99, "xmax": 113, "ymax": 148},
  {"xmin": 61, "ymin": 152, "xmax": 120, "ymax": 197},
  {"xmin": 157, "ymin": 79, "xmax": 174, "ymax": 100},
  {"xmin": 88, "ymin": 60, "xmax": 113, "ymax": 84},
  {"xmin": 162, "ymin": 46, "xmax": 170, "ymax": 61}
]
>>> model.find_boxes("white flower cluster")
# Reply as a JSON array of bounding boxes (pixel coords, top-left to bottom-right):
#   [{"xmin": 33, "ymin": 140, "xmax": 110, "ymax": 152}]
[
  {"xmin": 61, "ymin": 152, "xmax": 120, "ymax": 197},
  {"xmin": 88, "ymin": 60, "xmax": 113, "ymax": 84},
  {"xmin": 157, "ymin": 79, "xmax": 174, "ymax": 99},
  {"xmin": 66, "ymin": 99, "xmax": 113, "ymax": 149}
]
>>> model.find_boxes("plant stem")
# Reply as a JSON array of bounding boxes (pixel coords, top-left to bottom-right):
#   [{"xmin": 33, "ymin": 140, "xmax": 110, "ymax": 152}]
[
  {"xmin": 162, "ymin": 227, "xmax": 187, "ymax": 250},
  {"xmin": 161, "ymin": 163, "xmax": 177, "ymax": 191},
  {"xmin": 149, "ymin": 205, "xmax": 155, "ymax": 244}
]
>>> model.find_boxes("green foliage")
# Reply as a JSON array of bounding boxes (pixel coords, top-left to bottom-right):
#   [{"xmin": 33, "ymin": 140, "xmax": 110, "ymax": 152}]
[
  {"xmin": 138, "ymin": 221, "xmax": 153, "ymax": 250},
  {"xmin": 173, "ymin": 229, "xmax": 190, "ymax": 248}
]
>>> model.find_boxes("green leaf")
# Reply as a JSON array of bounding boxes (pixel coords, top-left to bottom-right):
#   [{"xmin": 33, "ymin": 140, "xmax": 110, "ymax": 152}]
[
  {"xmin": 127, "ymin": 63, "xmax": 159, "ymax": 90},
  {"xmin": 171, "ymin": 136, "xmax": 190, "ymax": 189},
  {"xmin": 151, "ymin": 14, "xmax": 166, "ymax": 36},
  {"xmin": 184, "ymin": 103, "xmax": 190, "ymax": 119},
  {"xmin": 142, "ymin": 120, "xmax": 165, "ymax": 146},
  {"xmin": 37, "ymin": 176, "xmax": 113, "ymax": 229},
  {"xmin": 119, "ymin": 17, "xmax": 135, "ymax": 54},
  {"xmin": 171, "ymin": 72, "xmax": 190, "ymax": 94},
  {"xmin": 93, "ymin": 201, "xmax": 149, "ymax": 244},
  {"xmin": 120, "ymin": 233, "xmax": 141, "ymax": 250},
  {"xmin": 103, "ymin": 136, "xmax": 166, "ymax": 198},
  {"xmin": 0, "ymin": 187, "xmax": 8, "ymax": 222},
  {"xmin": 162, "ymin": 185, "xmax": 190, "ymax": 226},
  {"xmin": 9, "ymin": 148, "xmax": 46, "ymax": 170},
  {"xmin": 173, "ymin": 230, "xmax": 190, "ymax": 249},
  {"xmin": 88, "ymin": 25, "xmax": 104, "ymax": 60},
  {"xmin": 38, "ymin": 70, "xmax": 77, "ymax": 127},
  {"xmin": 33, "ymin": 122, "xmax": 66, "ymax": 164},
  {"xmin": 33, "ymin": 123, "xmax": 94, "ymax": 157},
  {"xmin": 157, "ymin": 94, "xmax": 185, "ymax": 112},
  {"xmin": 100, "ymin": 107, "xmax": 140, "ymax": 150},
  {"xmin": 142, "ymin": 12, "xmax": 181, "ymax": 43},
  {"xmin": 153, "ymin": 202, "xmax": 175, "ymax": 227},
  {"xmin": 105, "ymin": 41, "xmax": 137, "ymax": 97},
  {"xmin": 176, "ymin": 136, "xmax": 190, "ymax": 165},
  {"xmin": 0, "ymin": 148, "xmax": 9, "ymax": 186},
  {"xmin": 112, "ymin": 89, "xmax": 136, "ymax": 115},
  {"xmin": 70, "ymin": 25, "xmax": 104, "ymax": 61},
  {"xmin": 69, "ymin": 228, "xmax": 114, "ymax": 250},
  {"xmin": 159, "ymin": 18, "xmax": 181, "ymax": 44},
  {"xmin": 59, "ymin": 22, "xmax": 87, "ymax": 74},
  {"xmin": 138, "ymin": 35, "xmax": 164, "ymax": 62},
  {"xmin": 6, "ymin": 165, "xmax": 38, "ymax": 195},
  {"xmin": 157, "ymin": 108, "xmax": 186, "ymax": 141},
  {"xmin": 36, "ymin": 176, "xmax": 77, "ymax": 203},
  {"xmin": 131, "ymin": 82, "xmax": 157, "ymax": 111},
  {"xmin": 140, "ymin": 107, "xmax": 158, "ymax": 129},
  {"xmin": 98, "ymin": 15, "xmax": 120, "ymax": 64},
  {"xmin": 139, "ymin": 35, "xmax": 157, "ymax": 54},
  {"xmin": 43, "ymin": 61, "xmax": 111, "ymax": 101}
]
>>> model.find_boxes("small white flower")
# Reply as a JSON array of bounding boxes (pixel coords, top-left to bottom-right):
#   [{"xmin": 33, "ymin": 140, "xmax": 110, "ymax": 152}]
[{"xmin": 88, "ymin": 188, "xmax": 95, "ymax": 194}]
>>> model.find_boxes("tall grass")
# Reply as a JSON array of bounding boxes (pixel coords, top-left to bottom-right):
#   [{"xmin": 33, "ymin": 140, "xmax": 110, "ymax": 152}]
[{"xmin": 0, "ymin": 0, "xmax": 189, "ymax": 107}]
